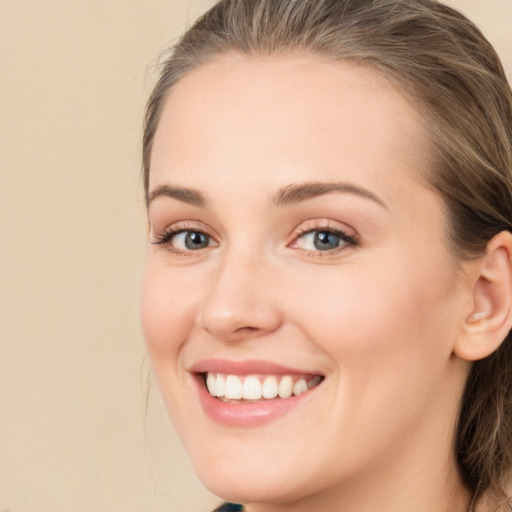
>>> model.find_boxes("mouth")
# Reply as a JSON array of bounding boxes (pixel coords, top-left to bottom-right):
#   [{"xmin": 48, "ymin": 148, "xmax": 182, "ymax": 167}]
[
  {"xmin": 204, "ymin": 372, "xmax": 323, "ymax": 402},
  {"xmin": 190, "ymin": 359, "xmax": 325, "ymax": 426}
]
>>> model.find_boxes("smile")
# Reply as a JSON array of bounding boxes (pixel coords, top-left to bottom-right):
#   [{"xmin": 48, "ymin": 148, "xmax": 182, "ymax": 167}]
[
  {"xmin": 205, "ymin": 372, "xmax": 323, "ymax": 401},
  {"xmin": 190, "ymin": 360, "xmax": 325, "ymax": 426}
]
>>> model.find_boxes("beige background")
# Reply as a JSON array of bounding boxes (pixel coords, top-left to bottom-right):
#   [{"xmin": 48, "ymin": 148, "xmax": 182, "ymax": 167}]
[{"xmin": 0, "ymin": 1, "xmax": 511, "ymax": 511}]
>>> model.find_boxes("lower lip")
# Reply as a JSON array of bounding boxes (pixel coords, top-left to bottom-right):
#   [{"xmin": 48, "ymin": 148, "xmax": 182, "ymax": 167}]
[{"xmin": 194, "ymin": 375, "xmax": 320, "ymax": 427}]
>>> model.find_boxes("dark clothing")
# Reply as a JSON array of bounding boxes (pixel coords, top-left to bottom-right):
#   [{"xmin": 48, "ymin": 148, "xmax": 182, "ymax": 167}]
[{"xmin": 213, "ymin": 504, "xmax": 244, "ymax": 511}]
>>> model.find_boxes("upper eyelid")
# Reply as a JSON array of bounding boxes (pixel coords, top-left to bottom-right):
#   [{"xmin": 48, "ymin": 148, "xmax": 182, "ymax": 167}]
[
  {"xmin": 151, "ymin": 220, "xmax": 218, "ymax": 238},
  {"xmin": 151, "ymin": 218, "xmax": 358, "ymax": 247},
  {"xmin": 291, "ymin": 228, "xmax": 358, "ymax": 248},
  {"xmin": 290, "ymin": 219, "xmax": 358, "ymax": 239}
]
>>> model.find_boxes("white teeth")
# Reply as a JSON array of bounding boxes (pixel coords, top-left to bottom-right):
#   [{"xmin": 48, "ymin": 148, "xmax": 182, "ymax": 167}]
[
  {"xmin": 206, "ymin": 372, "xmax": 216, "ymax": 396},
  {"xmin": 278, "ymin": 375, "xmax": 293, "ymax": 398},
  {"xmin": 205, "ymin": 373, "xmax": 322, "ymax": 400},
  {"xmin": 293, "ymin": 379, "xmax": 308, "ymax": 396},
  {"xmin": 262, "ymin": 376, "xmax": 278, "ymax": 399},
  {"xmin": 224, "ymin": 375, "xmax": 243, "ymax": 399},
  {"xmin": 215, "ymin": 373, "xmax": 225, "ymax": 397},
  {"xmin": 242, "ymin": 376, "xmax": 262, "ymax": 400}
]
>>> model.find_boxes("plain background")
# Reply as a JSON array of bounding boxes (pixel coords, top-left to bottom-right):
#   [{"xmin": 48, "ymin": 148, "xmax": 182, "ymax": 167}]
[{"xmin": 0, "ymin": 1, "xmax": 511, "ymax": 511}]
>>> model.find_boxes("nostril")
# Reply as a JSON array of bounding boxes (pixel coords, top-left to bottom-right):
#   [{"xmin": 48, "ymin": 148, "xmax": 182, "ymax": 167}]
[
  {"xmin": 195, "ymin": 261, "xmax": 283, "ymax": 336},
  {"xmin": 235, "ymin": 326, "xmax": 259, "ymax": 333}
]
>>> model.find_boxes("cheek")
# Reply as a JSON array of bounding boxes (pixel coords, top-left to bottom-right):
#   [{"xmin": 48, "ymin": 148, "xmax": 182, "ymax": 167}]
[
  {"xmin": 276, "ymin": 255, "xmax": 461, "ymax": 467},
  {"xmin": 140, "ymin": 262, "xmax": 202, "ymax": 426},
  {"xmin": 140, "ymin": 262, "xmax": 196, "ymax": 362},
  {"xmin": 285, "ymin": 252, "xmax": 458, "ymax": 382}
]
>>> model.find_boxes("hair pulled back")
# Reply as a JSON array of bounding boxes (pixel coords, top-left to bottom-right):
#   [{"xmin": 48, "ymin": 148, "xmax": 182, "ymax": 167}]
[{"xmin": 143, "ymin": 0, "xmax": 512, "ymax": 504}]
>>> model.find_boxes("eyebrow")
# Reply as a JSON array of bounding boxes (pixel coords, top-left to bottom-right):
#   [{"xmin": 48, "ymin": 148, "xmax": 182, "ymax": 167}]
[
  {"xmin": 147, "ymin": 184, "xmax": 207, "ymax": 207},
  {"xmin": 272, "ymin": 181, "xmax": 387, "ymax": 209},
  {"xmin": 147, "ymin": 181, "xmax": 387, "ymax": 209}
]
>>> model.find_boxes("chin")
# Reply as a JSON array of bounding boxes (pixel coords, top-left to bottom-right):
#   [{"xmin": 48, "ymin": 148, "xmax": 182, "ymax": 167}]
[
  {"xmin": 185, "ymin": 441, "xmax": 310, "ymax": 504},
  {"xmin": 198, "ymin": 468, "xmax": 306, "ymax": 506}
]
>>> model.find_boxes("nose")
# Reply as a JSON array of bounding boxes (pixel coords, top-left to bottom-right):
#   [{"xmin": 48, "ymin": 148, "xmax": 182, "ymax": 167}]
[{"xmin": 196, "ymin": 251, "xmax": 283, "ymax": 343}]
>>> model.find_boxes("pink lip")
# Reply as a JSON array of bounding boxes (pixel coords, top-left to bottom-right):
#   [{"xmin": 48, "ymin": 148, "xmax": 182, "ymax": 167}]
[
  {"xmin": 190, "ymin": 358, "xmax": 320, "ymax": 376},
  {"xmin": 189, "ymin": 359, "xmax": 324, "ymax": 427}
]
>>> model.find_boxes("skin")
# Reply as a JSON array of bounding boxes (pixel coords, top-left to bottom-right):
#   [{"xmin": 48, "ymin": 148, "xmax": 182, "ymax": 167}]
[{"xmin": 141, "ymin": 54, "xmax": 479, "ymax": 512}]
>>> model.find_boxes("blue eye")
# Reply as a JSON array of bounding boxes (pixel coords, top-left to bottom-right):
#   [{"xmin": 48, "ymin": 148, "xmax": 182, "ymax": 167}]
[
  {"xmin": 153, "ymin": 228, "xmax": 215, "ymax": 252},
  {"xmin": 295, "ymin": 228, "xmax": 356, "ymax": 252},
  {"xmin": 171, "ymin": 231, "xmax": 212, "ymax": 250}
]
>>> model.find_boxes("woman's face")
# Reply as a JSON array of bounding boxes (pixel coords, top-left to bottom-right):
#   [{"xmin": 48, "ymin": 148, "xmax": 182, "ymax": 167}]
[{"xmin": 142, "ymin": 55, "xmax": 471, "ymax": 506}]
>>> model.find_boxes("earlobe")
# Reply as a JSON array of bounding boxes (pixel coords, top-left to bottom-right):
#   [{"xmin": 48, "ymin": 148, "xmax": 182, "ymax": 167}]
[{"xmin": 454, "ymin": 231, "xmax": 512, "ymax": 361}]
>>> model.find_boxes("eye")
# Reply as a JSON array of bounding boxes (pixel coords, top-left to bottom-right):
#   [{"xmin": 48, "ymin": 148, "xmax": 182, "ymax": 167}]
[
  {"xmin": 291, "ymin": 225, "xmax": 358, "ymax": 254},
  {"xmin": 297, "ymin": 230, "xmax": 345, "ymax": 251},
  {"xmin": 152, "ymin": 226, "xmax": 217, "ymax": 254},
  {"xmin": 171, "ymin": 230, "xmax": 212, "ymax": 250}
]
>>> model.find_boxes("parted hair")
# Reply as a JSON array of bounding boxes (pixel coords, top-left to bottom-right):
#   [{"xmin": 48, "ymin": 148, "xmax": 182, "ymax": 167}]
[{"xmin": 143, "ymin": 0, "xmax": 512, "ymax": 506}]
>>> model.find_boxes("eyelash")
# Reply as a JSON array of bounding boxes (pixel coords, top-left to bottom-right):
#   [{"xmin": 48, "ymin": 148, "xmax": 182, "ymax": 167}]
[
  {"xmin": 151, "ymin": 222, "xmax": 213, "ymax": 256},
  {"xmin": 151, "ymin": 221, "xmax": 359, "ymax": 257},
  {"xmin": 291, "ymin": 223, "xmax": 359, "ymax": 257}
]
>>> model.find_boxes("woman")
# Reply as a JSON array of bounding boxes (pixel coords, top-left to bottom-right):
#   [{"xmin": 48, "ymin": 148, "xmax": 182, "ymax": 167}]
[{"xmin": 140, "ymin": 1, "xmax": 512, "ymax": 511}]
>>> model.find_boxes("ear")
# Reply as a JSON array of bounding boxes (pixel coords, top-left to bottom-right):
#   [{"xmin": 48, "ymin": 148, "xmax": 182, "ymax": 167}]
[{"xmin": 454, "ymin": 231, "xmax": 512, "ymax": 361}]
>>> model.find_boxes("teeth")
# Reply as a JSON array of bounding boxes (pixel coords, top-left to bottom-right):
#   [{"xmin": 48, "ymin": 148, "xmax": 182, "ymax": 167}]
[
  {"xmin": 206, "ymin": 372, "xmax": 216, "ymax": 396},
  {"xmin": 243, "ymin": 376, "xmax": 262, "ymax": 400},
  {"xmin": 215, "ymin": 373, "xmax": 225, "ymax": 397},
  {"xmin": 308, "ymin": 376, "xmax": 321, "ymax": 389},
  {"xmin": 278, "ymin": 375, "xmax": 293, "ymax": 398},
  {"xmin": 224, "ymin": 375, "xmax": 243, "ymax": 399},
  {"xmin": 293, "ymin": 379, "xmax": 308, "ymax": 396},
  {"xmin": 205, "ymin": 372, "xmax": 322, "ymax": 400},
  {"xmin": 262, "ymin": 376, "xmax": 278, "ymax": 399}
]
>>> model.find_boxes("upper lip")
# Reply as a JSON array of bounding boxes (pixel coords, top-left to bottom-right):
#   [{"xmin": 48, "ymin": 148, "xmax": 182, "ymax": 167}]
[{"xmin": 189, "ymin": 358, "xmax": 323, "ymax": 377}]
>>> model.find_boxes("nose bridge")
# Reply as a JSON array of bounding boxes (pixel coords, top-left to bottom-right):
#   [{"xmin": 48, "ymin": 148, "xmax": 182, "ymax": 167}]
[{"xmin": 197, "ymin": 243, "xmax": 282, "ymax": 341}]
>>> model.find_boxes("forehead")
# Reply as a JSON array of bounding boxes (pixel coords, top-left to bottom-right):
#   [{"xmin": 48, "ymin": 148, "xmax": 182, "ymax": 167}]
[{"xmin": 150, "ymin": 54, "xmax": 431, "ymax": 198}]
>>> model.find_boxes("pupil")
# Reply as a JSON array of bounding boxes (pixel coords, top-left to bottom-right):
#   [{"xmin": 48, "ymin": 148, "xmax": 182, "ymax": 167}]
[
  {"xmin": 314, "ymin": 231, "xmax": 340, "ymax": 250},
  {"xmin": 185, "ymin": 231, "xmax": 208, "ymax": 249}
]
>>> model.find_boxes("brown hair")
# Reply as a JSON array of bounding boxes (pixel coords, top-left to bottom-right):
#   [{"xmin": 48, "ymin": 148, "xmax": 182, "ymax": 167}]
[{"xmin": 143, "ymin": 0, "xmax": 512, "ymax": 505}]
